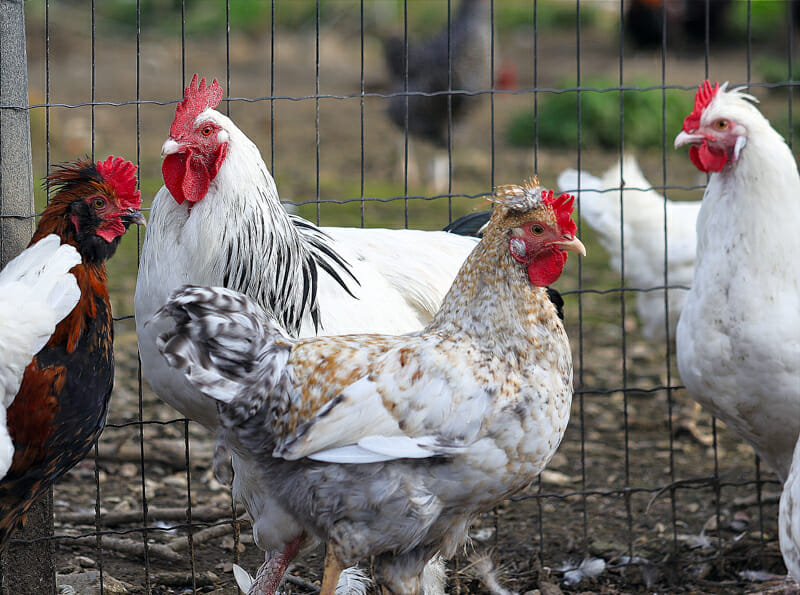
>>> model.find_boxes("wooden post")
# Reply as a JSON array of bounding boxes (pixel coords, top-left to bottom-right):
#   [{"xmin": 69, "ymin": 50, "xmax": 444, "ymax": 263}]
[{"xmin": 0, "ymin": 1, "xmax": 56, "ymax": 593}]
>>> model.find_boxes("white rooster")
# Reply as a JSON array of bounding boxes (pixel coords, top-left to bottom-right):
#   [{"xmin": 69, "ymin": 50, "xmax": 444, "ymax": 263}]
[
  {"xmin": 134, "ymin": 75, "xmax": 480, "ymax": 593},
  {"xmin": 557, "ymin": 156, "xmax": 699, "ymax": 341},
  {"xmin": 0, "ymin": 234, "xmax": 81, "ymax": 480},
  {"xmin": 674, "ymin": 80, "xmax": 800, "ymax": 485},
  {"xmin": 154, "ymin": 180, "xmax": 583, "ymax": 595}
]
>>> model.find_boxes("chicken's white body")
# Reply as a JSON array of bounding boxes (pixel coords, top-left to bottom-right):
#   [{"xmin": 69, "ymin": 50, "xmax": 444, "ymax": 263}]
[
  {"xmin": 0, "ymin": 235, "xmax": 81, "ymax": 479},
  {"xmin": 558, "ymin": 156, "xmax": 699, "ymax": 340},
  {"xmin": 780, "ymin": 437, "xmax": 800, "ymax": 582},
  {"xmin": 136, "ymin": 107, "xmax": 477, "ymax": 428},
  {"xmin": 135, "ymin": 101, "xmax": 477, "ymax": 592},
  {"xmin": 675, "ymin": 86, "xmax": 800, "ymax": 484}
]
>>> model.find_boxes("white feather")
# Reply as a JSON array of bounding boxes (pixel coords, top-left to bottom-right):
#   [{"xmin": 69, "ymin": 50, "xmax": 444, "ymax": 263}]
[
  {"xmin": 232, "ymin": 564, "xmax": 253, "ymax": 593},
  {"xmin": 0, "ymin": 235, "xmax": 81, "ymax": 480},
  {"xmin": 335, "ymin": 566, "xmax": 371, "ymax": 595}
]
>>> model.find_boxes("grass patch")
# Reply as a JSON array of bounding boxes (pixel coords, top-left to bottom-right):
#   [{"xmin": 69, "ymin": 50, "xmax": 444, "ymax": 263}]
[{"xmin": 506, "ymin": 79, "xmax": 692, "ymax": 151}]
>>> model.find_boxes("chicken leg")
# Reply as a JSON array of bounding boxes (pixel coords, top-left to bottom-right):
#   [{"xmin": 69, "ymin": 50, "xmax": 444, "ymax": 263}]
[
  {"xmin": 320, "ymin": 543, "xmax": 345, "ymax": 595},
  {"xmin": 247, "ymin": 535, "xmax": 304, "ymax": 595}
]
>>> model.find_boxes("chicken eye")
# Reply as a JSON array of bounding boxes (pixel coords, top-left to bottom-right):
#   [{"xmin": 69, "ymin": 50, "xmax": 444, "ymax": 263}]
[
  {"xmin": 715, "ymin": 120, "xmax": 729, "ymax": 130},
  {"xmin": 93, "ymin": 197, "xmax": 106, "ymax": 209},
  {"xmin": 201, "ymin": 125, "xmax": 213, "ymax": 136},
  {"xmin": 530, "ymin": 224, "xmax": 544, "ymax": 235}
]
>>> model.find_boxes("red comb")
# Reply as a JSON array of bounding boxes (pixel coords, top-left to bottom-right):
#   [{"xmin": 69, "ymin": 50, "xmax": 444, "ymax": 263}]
[
  {"xmin": 96, "ymin": 155, "xmax": 141, "ymax": 209},
  {"xmin": 543, "ymin": 189, "xmax": 577, "ymax": 236},
  {"xmin": 683, "ymin": 80, "xmax": 720, "ymax": 133},
  {"xmin": 170, "ymin": 74, "xmax": 224, "ymax": 138}
]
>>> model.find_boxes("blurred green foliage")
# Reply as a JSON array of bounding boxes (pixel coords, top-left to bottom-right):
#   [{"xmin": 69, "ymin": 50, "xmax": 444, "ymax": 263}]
[
  {"xmin": 757, "ymin": 57, "xmax": 800, "ymax": 85},
  {"xmin": 507, "ymin": 79, "xmax": 692, "ymax": 151},
  {"xmin": 27, "ymin": 0, "xmax": 601, "ymax": 37},
  {"xmin": 728, "ymin": 0, "xmax": 796, "ymax": 41}
]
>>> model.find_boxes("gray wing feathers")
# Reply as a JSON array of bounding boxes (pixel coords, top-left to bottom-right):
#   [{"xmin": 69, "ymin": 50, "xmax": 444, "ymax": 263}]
[{"xmin": 155, "ymin": 285, "xmax": 291, "ymax": 406}]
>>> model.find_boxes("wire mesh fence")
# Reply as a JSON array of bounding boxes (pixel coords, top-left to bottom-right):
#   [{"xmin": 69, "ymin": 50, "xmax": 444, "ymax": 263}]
[{"xmin": 1, "ymin": 0, "xmax": 798, "ymax": 593}]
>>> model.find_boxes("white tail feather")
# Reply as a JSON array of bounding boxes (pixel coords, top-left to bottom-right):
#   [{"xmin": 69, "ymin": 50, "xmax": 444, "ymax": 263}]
[{"xmin": 232, "ymin": 563, "xmax": 254, "ymax": 593}]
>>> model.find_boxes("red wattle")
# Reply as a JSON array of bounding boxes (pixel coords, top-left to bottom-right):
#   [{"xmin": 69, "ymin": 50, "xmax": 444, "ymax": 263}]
[
  {"xmin": 163, "ymin": 153, "xmax": 189, "ymax": 205},
  {"xmin": 527, "ymin": 248, "xmax": 567, "ymax": 287},
  {"xmin": 690, "ymin": 142, "xmax": 728, "ymax": 173},
  {"xmin": 183, "ymin": 156, "xmax": 211, "ymax": 205},
  {"xmin": 97, "ymin": 218, "xmax": 126, "ymax": 243},
  {"xmin": 162, "ymin": 151, "xmax": 210, "ymax": 206}
]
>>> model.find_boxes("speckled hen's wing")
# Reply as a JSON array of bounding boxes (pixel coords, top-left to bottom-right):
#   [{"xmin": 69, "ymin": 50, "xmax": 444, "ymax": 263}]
[
  {"xmin": 274, "ymin": 335, "xmax": 493, "ymax": 464},
  {"xmin": 156, "ymin": 286, "xmax": 496, "ymax": 465}
]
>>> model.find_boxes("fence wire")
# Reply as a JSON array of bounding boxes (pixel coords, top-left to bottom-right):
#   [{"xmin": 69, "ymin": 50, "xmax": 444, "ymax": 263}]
[{"xmin": 1, "ymin": 0, "xmax": 797, "ymax": 593}]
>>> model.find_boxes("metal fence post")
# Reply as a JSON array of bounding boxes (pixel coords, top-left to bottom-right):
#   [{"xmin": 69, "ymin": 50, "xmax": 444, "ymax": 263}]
[{"xmin": 0, "ymin": 1, "xmax": 56, "ymax": 593}]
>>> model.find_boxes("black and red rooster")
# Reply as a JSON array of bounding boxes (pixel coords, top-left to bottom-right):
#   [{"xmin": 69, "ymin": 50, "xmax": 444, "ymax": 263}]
[{"xmin": 0, "ymin": 155, "xmax": 144, "ymax": 545}]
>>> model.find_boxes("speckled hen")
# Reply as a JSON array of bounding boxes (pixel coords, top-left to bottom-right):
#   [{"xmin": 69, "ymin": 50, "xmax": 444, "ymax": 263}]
[{"xmin": 154, "ymin": 179, "xmax": 583, "ymax": 594}]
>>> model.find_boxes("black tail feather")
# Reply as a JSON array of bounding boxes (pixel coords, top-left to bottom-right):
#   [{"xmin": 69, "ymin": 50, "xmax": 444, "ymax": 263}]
[{"xmin": 443, "ymin": 210, "xmax": 492, "ymax": 238}]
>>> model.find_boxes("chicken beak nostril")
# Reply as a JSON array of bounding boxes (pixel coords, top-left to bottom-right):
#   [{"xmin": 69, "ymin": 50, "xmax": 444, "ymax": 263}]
[
  {"xmin": 121, "ymin": 209, "xmax": 147, "ymax": 227},
  {"xmin": 556, "ymin": 236, "xmax": 586, "ymax": 256},
  {"xmin": 674, "ymin": 130, "xmax": 705, "ymax": 149},
  {"xmin": 161, "ymin": 138, "xmax": 182, "ymax": 158}
]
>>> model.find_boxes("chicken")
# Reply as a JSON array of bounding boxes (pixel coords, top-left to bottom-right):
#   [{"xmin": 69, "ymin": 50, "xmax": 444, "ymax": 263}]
[
  {"xmin": 0, "ymin": 235, "xmax": 81, "ymax": 479},
  {"xmin": 383, "ymin": 0, "xmax": 491, "ymax": 189},
  {"xmin": 154, "ymin": 179, "xmax": 584, "ymax": 595},
  {"xmin": 625, "ymin": 0, "xmax": 731, "ymax": 49},
  {"xmin": 780, "ymin": 437, "xmax": 800, "ymax": 583},
  {"xmin": 134, "ymin": 74, "xmax": 480, "ymax": 592},
  {"xmin": 557, "ymin": 156, "xmax": 699, "ymax": 340},
  {"xmin": 674, "ymin": 80, "xmax": 800, "ymax": 484},
  {"xmin": 0, "ymin": 156, "xmax": 144, "ymax": 544},
  {"xmin": 384, "ymin": 0, "xmax": 490, "ymax": 147}
]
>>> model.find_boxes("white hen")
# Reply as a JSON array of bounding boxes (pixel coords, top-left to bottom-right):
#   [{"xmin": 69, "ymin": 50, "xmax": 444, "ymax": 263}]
[
  {"xmin": 557, "ymin": 156, "xmax": 699, "ymax": 340},
  {"xmin": 135, "ymin": 75, "xmax": 478, "ymax": 593},
  {"xmin": 0, "ymin": 234, "xmax": 81, "ymax": 479},
  {"xmin": 674, "ymin": 80, "xmax": 800, "ymax": 483},
  {"xmin": 780, "ymin": 437, "xmax": 800, "ymax": 583}
]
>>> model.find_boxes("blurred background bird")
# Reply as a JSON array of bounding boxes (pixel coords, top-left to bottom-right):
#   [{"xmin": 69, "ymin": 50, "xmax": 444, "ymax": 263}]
[
  {"xmin": 0, "ymin": 156, "xmax": 144, "ymax": 545},
  {"xmin": 557, "ymin": 156, "xmax": 699, "ymax": 341},
  {"xmin": 383, "ymin": 0, "xmax": 508, "ymax": 192},
  {"xmin": 155, "ymin": 179, "xmax": 583, "ymax": 595},
  {"xmin": 625, "ymin": 0, "xmax": 732, "ymax": 50}
]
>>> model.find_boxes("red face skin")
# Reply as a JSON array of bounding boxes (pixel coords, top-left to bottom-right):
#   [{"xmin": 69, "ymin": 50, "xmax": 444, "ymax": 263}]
[
  {"xmin": 162, "ymin": 120, "xmax": 228, "ymax": 207},
  {"xmin": 508, "ymin": 220, "xmax": 580, "ymax": 286},
  {"xmin": 683, "ymin": 117, "xmax": 744, "ymax": 173},
  {"xmin": 69, "ymin": 195, "xmax": 143, "ymax": 244},
  {"xmin": 677, "ymin": 82, "xmax": 744, "ymax": 174}
]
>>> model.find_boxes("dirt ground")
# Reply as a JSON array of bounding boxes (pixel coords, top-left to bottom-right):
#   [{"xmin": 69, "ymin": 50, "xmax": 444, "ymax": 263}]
[{"xmin": 9, "ymin": 2, "xmax": 800, "ymax": 593}]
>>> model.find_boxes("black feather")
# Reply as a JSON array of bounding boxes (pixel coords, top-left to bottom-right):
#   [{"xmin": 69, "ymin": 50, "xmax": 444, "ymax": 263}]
[
  {"xmin": 546, "ymin": 287, "xmax": 564, "ymax": 322},
  {"xmin": 442, "ymin": 210, "xmax": 491, "ymax": 238}
]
